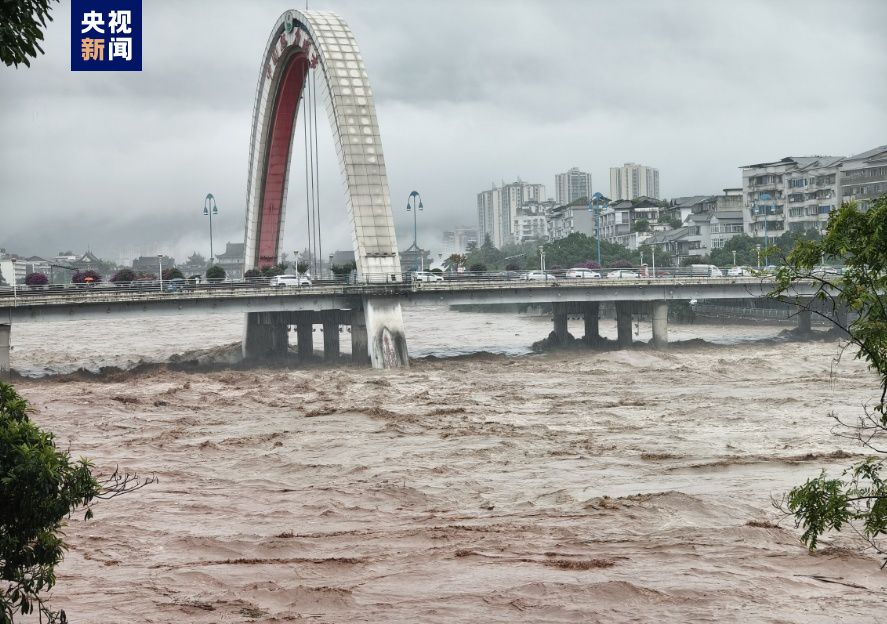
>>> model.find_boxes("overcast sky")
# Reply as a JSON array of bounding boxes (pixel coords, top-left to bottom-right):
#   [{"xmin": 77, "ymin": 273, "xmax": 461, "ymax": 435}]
[{"xmin": 2, "ymin": 0, "xmax": 886, "ymax": 265}]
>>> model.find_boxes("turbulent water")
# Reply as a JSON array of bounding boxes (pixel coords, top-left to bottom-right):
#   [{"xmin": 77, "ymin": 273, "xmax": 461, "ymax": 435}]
[{"xmin": 10, "ymin": 307, "xmax": 887, "ymax": 622}]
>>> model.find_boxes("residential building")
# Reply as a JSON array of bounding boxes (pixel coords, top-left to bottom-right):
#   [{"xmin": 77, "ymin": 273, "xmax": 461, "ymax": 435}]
[
  {"xmin": 547, "ymin": 198, "xmax": 596, "ymax": 242},
  {"xmin": 441, "ymin": 227, "xmax": 478, "ymax": 256},
  {"xmin": 477, "ymin": 180, "xmax": 546, "ymax": 248},
  {"xmin": 645, "ymin": 227, "xmax": 692, "ymax": 266},
  {"xmin": 741, "ymin": 155, "xmax": 843, "ymax": 240},
  {"xmin": 600, "ymin": 196, "xmax": 662, "ymax": 249},
  {"xmin": 840, "ymin": 145, "xmax": 887, "ymax": 211},
  {"xmin": 555, "ymin": 167, "xmax": 591, "ymax": 205},
  {"xmin": 674, "ymin": 189, "xmax": 745, "ymax": 259},
  {"xmin": 215, "ymin": 242, "xmax": 245, "ymax": 279},
  {"xmin": 610, "ymin": 163, "xmax": 660, "ymax": 200}
]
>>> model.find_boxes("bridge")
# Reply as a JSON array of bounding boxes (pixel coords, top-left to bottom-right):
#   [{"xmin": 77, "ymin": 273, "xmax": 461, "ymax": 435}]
[
  {"xmin": 0, "ymin": 275, "xmax": 824, "ymax": 373},
  {"xmin": 0, "ymin": 9, "xmax": 827, "ymax": 373}
]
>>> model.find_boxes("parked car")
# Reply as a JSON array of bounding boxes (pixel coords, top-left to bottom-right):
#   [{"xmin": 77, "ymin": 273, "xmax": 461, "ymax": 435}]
[
  {"xmin": 164, "ymin": 277, "xmax": 188, "ymax": 292},
  {"xmin": 523, "ymin": 271, "xmax": 556, "ymax": 281},
  {"xmin": 271, "ymin": 274, "xmax": 312, "ymax": 287},
  {"xmin": 727, "ymin": 266, "xmax": 754, "ymax": 277},
  {"xmin": 566, "ymin": 268, "xmax": 602, "ymax": 279},
  {"xmin": 687, "ymin": 264, "xmax": 724, "ymax": 277},
  {"xmin": 606, "ymin": 269, "xmax": 639, "ymax": 279},
  {"xmin": 412, "ymin": 271, "xmax": 443, "ymax": 283}
]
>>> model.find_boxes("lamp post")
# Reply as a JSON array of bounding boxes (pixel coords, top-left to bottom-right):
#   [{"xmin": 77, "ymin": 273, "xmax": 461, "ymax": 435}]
[
  {"xmin": 590, "ymin": 192, "xmax": 605, "ymax": 267},
  {"xmin": 203, "ymin": 193, "xmax": 218, "ymax": 266},
  {"xmin": 538, "ymin": 245, "xmax": 546, "ymax": 281},
  {"xmin": 329, "ymin": 253, "xmax": 334, "ymax": 280},
  {"xmin": 758, "ymin": 192, "xmax": 775, "ymax": 266},
  {"xmin": 294, "ymin": 250, "xmax": 301, "ymax": 275},
  {"xmin": 406, "ymin": 191, "xmax": 423, "ymax": 271},
  {"xmin": 651, "ymin": 245, "xmax": 656, "ymax": 278},
  {"xmin": 158, "ymin": 254, "xmax": 163, "ymax": 292},
  {"xmin": 756, "ymin": 244, "xmax": 762, "ymax": 269},
  {"xmin": 732, "ymin": 250, "xmax": 737, "ymax": 267}
]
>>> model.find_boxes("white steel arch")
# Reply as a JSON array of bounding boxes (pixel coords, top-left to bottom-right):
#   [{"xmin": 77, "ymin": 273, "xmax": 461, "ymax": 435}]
[{"xmin": 242, "ymin": 10, "xmax": 408, "ymax": 368}]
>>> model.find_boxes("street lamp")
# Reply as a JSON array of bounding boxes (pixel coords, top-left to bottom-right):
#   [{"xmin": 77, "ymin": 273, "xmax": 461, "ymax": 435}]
[
  {"xmin": 406, "ymin": 191, "xmax": 424, "ymax": 271},
  {"xmin": 203, "ymin": 193, "xmax": 218, "ymax": 266},
  {"xmin": 756, "ymin": 244, "xmax": 762, "ymax": 269},
  {"xmin": 158, "ymin": 254, "xmax": 163, "ymax": 291},
  {"xmin": 758, "ymin": 192, "xmax": 775, "ymax": 266},
  {"xmin": 590, "ymin": 192, "xmax": 605, "ymax": 267},
  {"xmin": 538, "ymin": 245, "xmax": 547, "ymax": 281},
  {"xmin": 329, "ymin": 253, "xmax": 334, "ymax": 280},
  {"xmin": 732, "ymin": 250, "xmax": 737, "ymax": 266},
  {"xmin": 294, "ymin": 250, "xmax": 301, "ymax": 275}
]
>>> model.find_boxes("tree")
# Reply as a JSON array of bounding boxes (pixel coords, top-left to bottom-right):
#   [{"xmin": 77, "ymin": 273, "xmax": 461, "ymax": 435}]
[
  {"xmin": 161, "ymin": 268, "xmax": 184, "ymax": 281},
  {"xmin": 710, "ymin": 234, "xmax": 761, "ymax": 267},
  {"xmin": 634, "ymin": 219, "xmax": 650, "ymax": 233},
  {"xmin": 0, "ymin": 382, "xmax": 152, "ymax": 622},
  {"xmin": 205, "ymin": 265, "xmax": 226, "ymax": 281},
  {"xmin": 296, "ymin": 261, "xmax": 310, "ymax": 274},
  {"xmin": 468, "ymin": 263, "xmax": 487, "ymax": 273},
  {"xmin": 110, "ymin": 268, "xmax": 136, "ymax": 284},
  {"xmin": 0, "ymin": 0, "xmax": 59, "ymax": 68},
  {"xmin": 443, "ymin": 254, "xmax": 467, "ymax": 272},
  {"xmin": 608, "ymin": 259, "xmax": 633, "ymax": 268},
  {"xmin": 331, "ymin": 261, "xmax": 357, "ymax": 278},
  {"xmin": 71, "ymin": 270, "xmax": 101, "ymax": 284},
  {"xmin": 23, "ymin": 272, "xmax": 47, "ymax": 286},
  {"xmin": 243, "ymin": 269, "xmax": 262, "ymax": 280},
  {"xmin": 771, "ymin": 197, "xmax": 887, "ymax": 557}
]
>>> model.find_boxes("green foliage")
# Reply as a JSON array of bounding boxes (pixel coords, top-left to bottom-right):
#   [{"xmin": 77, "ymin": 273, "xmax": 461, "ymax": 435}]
[
  {"xmin": 710, "ymin": 234, "xmax": 761, "ymax": 267},
  {"xmin": 161, "ymin": 268, "xmax": 184, "ymax": 281},
  {"xmin": 0, "ymin": 0, "xmax": 58, "ymax": 68},
  {"xmin": 331, "ymin": 262, "xmax": 357, "ymax": 277},
  {"xmin": 243, "ymin": 269, "xmax": 262, "ymax": 279},
  {"xmin": 110, "ymin": 268, "xmax": 136, "ymax": 283},
  {"xmin": 443, "ymin": 254, "xmax": 467, "ymax": 272},
  {"xmin": 0, "ymin": 382, "xmax": 99, "ymax": 622},
  {"xmin": 296, "ymin": 261, "xmax": 310, "ymax": 274},
  {"xmin": 260, "ymin": 263, "xmax": 287, "ymax": 278},
  {"xmin": 205, "ymin": 265, "xmax": 226, "ymax": 281},
  {"xmin": 468, "ymin": 263, "xmax": 487, "ymax": 273},
  {"xmin": 634, "ymin": 219, "xmax": 650, "ymax": 233},
  {"xmin": 772, "ymin": 197, "xmax": 887, "ymax": 557}
]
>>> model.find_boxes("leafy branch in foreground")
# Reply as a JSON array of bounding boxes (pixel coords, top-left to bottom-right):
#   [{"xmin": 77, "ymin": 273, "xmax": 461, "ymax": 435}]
[
  {"xmin": 770, "ymin": 197, "xmax": 887, "ymax": 560},
  {"xmin": 0, "ymin": 381, "xmax": 155, "ymax": 623},
  {"xmin": 0, "ymin": 0, "xmax": 59, "ymax": 68}
]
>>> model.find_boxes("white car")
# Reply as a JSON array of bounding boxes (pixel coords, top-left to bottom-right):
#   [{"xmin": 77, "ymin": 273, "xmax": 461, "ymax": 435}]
[
  {"xmin": 271, "ymin": 274, "xmax": 312, "ymax": 287},
  {"xmin": 727, "ymin": 266, "xmax": 754, "ymax": 277},
  {"xmin": 413, "ymin": 271, "xmax": 443, "ymax": 282},
  {"xmin": 606, "ymin": 269, "xmax": 639, "ymax": 279},
  {"xmin": 524, "ymin": 271, "xmax": 556, "ymax": 281},
  {"xmin": 566, "ymin": 268, "xmax": 602, "ymax": 279}
]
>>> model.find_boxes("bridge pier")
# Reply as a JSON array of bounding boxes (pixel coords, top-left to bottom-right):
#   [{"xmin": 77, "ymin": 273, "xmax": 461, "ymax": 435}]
[
  {"xmin": 296, "ymin": 315, "xmax": 314, "ymax": 362},
  {"xmin": 652, "ymin": 301, "xmax": 669, "ymax": 348},
  {"xmin": 363, "ymin": 297, "xmax": 409, "ymax": 368},
  {"xmin": 351, "ymin": 307, "xmax": 370, "ymax": 365},
  {"xmin": 242, "ymin": 313, "xmax": 288, "ymax": 360},
  {"xmin": 322, "ymin": 313, "xmax": 340, "ymax": 362},
  {"xmin": 552, "ymin": 302, "xmax": 570, "ymax": 344},
  {"xmin": 616, "ymin": 302, "xmax": 633, "ymax": 348},
  {"xmin": 797, "ymin": 307, "xmax": 812, "ymax": 334},
  {"xmin": 583, "ymin": 302, "xmax": 600, "ymax": 345},
  {"xmin": 0, "ymin": 324, "xmax": 9, "ymax": 375}
]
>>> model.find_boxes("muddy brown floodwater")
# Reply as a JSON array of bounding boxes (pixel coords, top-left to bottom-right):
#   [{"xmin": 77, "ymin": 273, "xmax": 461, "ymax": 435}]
[{"xmin": 10, "ymin": 311, "xmax": 887, "ymax": 622}]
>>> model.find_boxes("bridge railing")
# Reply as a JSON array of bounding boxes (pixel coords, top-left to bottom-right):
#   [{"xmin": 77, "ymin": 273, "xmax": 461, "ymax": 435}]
[{"xmin": 0, "ymin": 266, "xmax": 788, "ymax": 302}]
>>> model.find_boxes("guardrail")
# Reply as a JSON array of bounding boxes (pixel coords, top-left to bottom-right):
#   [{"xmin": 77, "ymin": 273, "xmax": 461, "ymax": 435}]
[{"xmin": 0, "ymin": 268, "xmax": 791, "ymax": 309}]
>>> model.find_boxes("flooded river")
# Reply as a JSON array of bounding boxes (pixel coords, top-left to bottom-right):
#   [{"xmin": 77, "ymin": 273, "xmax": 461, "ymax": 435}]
[{"xmin": 10, "ymin": 308, "xmax": 887, "ymax": 622}]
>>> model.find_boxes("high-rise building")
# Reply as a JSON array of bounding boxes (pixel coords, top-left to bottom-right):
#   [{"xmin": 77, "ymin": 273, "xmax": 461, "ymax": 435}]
[
  {"xmin": 610, "ymin": 163, "xmax": 660, "ymax": 200},
  {"xmin": 555, "ymin": 167, "xmax": 592, "ymax": 205},
  {"xmin": 477, "ymin": 180, "xmax": 546, "ymax": 248}
]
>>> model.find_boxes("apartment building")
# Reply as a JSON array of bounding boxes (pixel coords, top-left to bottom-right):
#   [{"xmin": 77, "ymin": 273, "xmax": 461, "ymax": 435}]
[
  {"xmin": 477, "ymin": 180, "xmax": 546, "ymax": 248},
  {"xmin": 610, "ymin": 163, "xmax": 660, "ymax": 200},
  {"xmin": 840, "ymin": 145, "xmax": 887, "ymax": 211},
  {"xmin": 555, "ymin": 167, "xmax": 592, "ymax": 205},
  {"xmin": 599, "ymin": 196, "xmax": 661, "ymax": 249}
]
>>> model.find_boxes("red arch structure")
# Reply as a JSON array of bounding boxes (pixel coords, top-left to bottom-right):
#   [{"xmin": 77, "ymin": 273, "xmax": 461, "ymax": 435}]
[{"xmin": 242, "ymin": 10, "xmax": 408, "ymax": 368}]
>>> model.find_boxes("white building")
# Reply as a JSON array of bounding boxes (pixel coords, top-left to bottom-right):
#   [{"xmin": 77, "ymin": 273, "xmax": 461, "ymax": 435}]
[
  {"xmin": 600, "ymin": 197, "xmax": 662, "ymax": 248},
  {"xmin": 442, "ymin": 227, "xmax": 478, "ymax": 255},
  {"xmin": 610, "ymin": 163, "xmax": 660, "ymax": 200},
  {"xmin": 840, "ymin": 145, "xmax": 887, "ymax": 212},
  {"xmin": 477, "ymin": 180, "xmax": 546, "ymax": 248},
  {"xmin": 741, "ymin": 155, "xmax": 843, "ymax": 240},
  {"xmin": 555, "ymin": 167, "xmax": 592, "ymax": 205}
]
